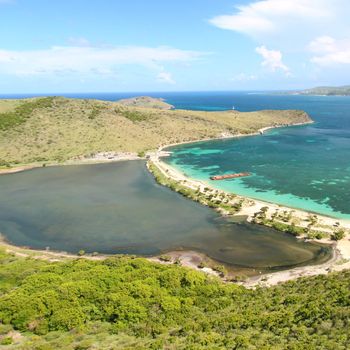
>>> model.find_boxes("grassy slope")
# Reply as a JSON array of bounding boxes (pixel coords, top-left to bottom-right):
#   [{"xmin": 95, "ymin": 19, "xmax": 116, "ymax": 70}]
[
  {"xmin": 0, "ymin": 97, "xmax": 311, "ymax": 166},
  {"xmin": 0, "ymin": 100, "xmax": 22, "ymax": 113},
  {"xmin": 0, "ymin": 250, "xmax": 349, "ymax": 349}
]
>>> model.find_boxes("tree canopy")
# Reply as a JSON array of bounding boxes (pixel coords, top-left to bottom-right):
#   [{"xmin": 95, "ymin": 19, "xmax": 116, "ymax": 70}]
[{"xmin": 0, "ymin": 250, "xmax": 349, "ymax": 349}]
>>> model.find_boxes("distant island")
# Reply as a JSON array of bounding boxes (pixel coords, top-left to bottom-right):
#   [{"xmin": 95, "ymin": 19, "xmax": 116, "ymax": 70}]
[{"xmin": 288, "ymin": 85, "xmax": 350, "ymax": 96}]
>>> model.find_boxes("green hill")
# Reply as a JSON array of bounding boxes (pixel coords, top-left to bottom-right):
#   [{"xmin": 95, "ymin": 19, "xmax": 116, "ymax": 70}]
[
  {"xmin": 0, "ymin": 250, "xmax": 349, "ymax": 349},
  {"xmin": 0, "ymin": 96, "xmax": 311, "ymax": 167}
]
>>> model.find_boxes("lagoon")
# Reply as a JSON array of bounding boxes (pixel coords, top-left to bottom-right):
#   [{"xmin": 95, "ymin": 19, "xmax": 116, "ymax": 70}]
[{"xmin": 0, "ymin": 161, "xmax": 330, "ymax": 272}]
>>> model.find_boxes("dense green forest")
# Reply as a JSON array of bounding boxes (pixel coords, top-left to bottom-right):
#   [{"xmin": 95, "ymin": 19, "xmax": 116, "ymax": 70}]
[{"xmin": 0, "ymin": 250, "xmax": 349, "ymax": 349}]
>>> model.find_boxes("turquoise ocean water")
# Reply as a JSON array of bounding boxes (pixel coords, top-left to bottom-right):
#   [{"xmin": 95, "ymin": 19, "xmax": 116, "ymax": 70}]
[{"xmin": 159, "ymin": 92, "xmax": 350, "ymax": 219}]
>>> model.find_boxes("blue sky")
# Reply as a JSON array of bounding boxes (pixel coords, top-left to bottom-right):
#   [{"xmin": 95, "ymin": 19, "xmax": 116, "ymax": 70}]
[{"xmin": 0, "ymin": 0, "xmax": 349, "ymax": 93}]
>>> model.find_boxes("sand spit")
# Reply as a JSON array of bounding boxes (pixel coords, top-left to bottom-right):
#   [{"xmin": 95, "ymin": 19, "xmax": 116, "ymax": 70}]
[
  {"xmin": 147, "ymin": 123, "xmax": 350, "ymax": 286},
  {"xmin": 0, "ymin": 152, "xmax": 141, "ymax": 175}
]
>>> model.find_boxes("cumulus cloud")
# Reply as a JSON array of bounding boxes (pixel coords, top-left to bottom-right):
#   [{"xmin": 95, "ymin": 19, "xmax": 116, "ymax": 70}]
[
  {"xmin": 0, "ymin": 45, "xmax": 205, "ymax": 77},
  {"xmin": 255, "ymin": 46, "xmax": 290, "ymax": 75},
  {"xmin": 209, "ymin": 0, "xmax": 336, "ymax": 39},
  {"xmin": 210, "ymin": 0, "xmax": 350, "ymax": 78},
  {"xmin": 309, "ymin": 36, "xmax": 350, "ymax": 66}
]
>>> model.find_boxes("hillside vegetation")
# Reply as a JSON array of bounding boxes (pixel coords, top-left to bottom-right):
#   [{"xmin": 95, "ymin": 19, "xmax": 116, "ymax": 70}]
[
  {"xmin": 0, "ymin": 97, "xmax": 311, "ymax": 167},
  {"xmin": 0, "ymin": 250, "xmax": 349, "ymax": 349}
]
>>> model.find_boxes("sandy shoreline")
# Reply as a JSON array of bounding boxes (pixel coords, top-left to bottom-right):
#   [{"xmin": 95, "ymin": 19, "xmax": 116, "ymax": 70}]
[
  {"xmin": 156, "ymin": 121, "xmax": 314, "ymax": 152},
  {"xmin": 154, "ymin": 121, "xmax": 350, "ymax": 231},
  {"xmin": 149, "ymin": 157, "xmax": 350, "ymax": 286},
  {"xmin": 0, "ymin": 152, "xmax": 141, "ymax": 175},
  {"xmin": 2, "ymin": 235, "xmax": 348, "ymax": 288},
  {"xmin": 148, "ymin": 122, "xmax": 350, "ymax": 286},
  {"xmin": 152, "ymin": 151, "xmax": 350, "ymax": 228},
  {"xmin": 0, "ymin": 237, "xmax": 223, "ymax": 278}
]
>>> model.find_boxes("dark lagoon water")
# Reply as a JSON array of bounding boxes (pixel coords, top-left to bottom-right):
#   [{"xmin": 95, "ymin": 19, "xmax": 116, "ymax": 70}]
[{"xmin": 0, "ymin": 161, "xmax": 330, "ymax": 271}]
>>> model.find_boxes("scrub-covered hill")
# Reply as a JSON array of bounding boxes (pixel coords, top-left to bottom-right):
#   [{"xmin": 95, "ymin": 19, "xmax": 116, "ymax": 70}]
[
  {"xmin": 0, "ymin": 96, "xmax": 311, "ymax": 167},
  {"xmin": 0, "ymin": 250, "xmax": 349, "ymax": 349}
]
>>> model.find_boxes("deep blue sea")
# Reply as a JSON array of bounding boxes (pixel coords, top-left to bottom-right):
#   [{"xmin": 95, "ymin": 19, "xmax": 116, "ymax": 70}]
[{"xmin": 2, "ymin": 91, "xmax": 350, "ymax": 219}]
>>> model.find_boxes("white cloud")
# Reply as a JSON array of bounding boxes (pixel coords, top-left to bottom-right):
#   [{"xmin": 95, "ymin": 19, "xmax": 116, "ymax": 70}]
[
  {"xmin": 309, "ymin": 36, "xmax": 336, "ymax": 53},
  {"xmin": 210, "ymin": 0, "xmax": 350, "ymax": 79},
  {"xmin": 157, "ymin": 71, "xmax": 176, "ymax": 84},
  {"xmin": 256, "ymin": 46, "xmax": 290, "ymax": 75},
  {"xmin": 309, "ymin": 36, "xmax": 350, "ymax": 65},
  {"xmin": 0, "ymin": 45, "xmax": 205, "ymax": 77},
  {"xmin": 209, "ymin": 0, "xmax": 337, "ymax": 39}
]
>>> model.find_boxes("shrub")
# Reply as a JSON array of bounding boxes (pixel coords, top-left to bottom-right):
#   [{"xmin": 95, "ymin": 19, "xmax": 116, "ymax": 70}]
[
  {"xmin": 159, "ymin": 255, "xmax": 172, "ymax": 262},
  {"xmin": 0, "ymin": 337, "xmax": 12, "ymax": 345},
  {"xmin": 213, "ymin": 265, "xmax": 227, "ymax": 277},
  {"xmin": 331, "ymin": 229, "xmax": 346, "ymax": 241}
]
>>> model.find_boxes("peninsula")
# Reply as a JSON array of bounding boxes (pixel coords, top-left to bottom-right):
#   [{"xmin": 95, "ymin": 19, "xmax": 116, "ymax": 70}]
[
  {"xmin": 0, "ymin": 96, "xmax": 311, "ymax": 168},
  {"xmin": 288, "ymin": 85, "xmax": 350, "ymax": 96}
]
